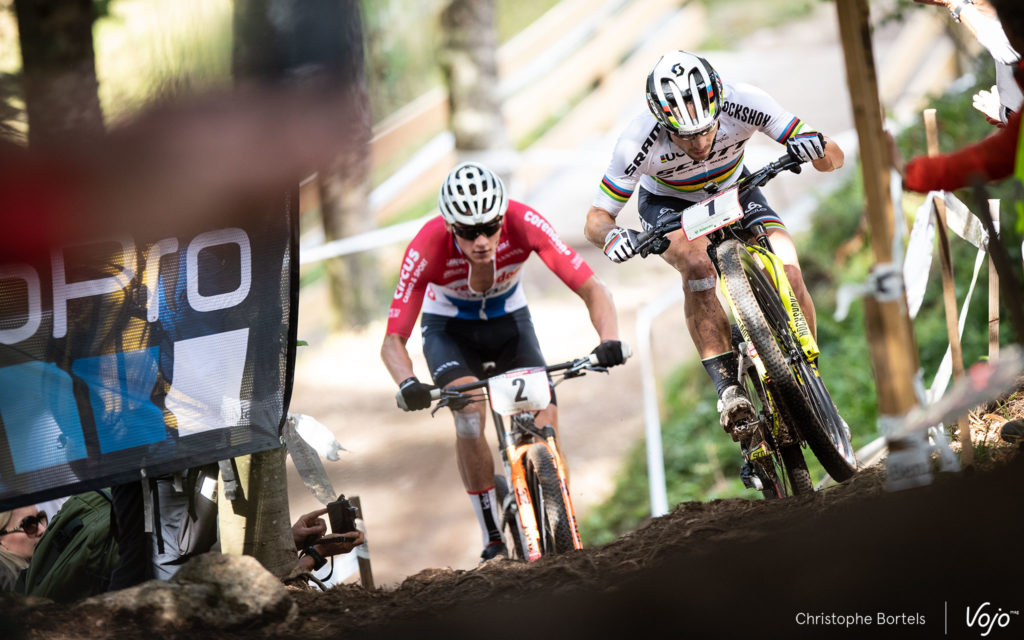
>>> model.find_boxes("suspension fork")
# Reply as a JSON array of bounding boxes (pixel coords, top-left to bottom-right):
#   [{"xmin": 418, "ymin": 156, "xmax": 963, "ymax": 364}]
[{"xmin": 495, "ymin": 410, "xmax": 543, "ymax": 561}]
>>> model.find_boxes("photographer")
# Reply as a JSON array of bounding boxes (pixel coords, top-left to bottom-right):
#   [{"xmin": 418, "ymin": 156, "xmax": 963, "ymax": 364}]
[{"xmin": 291, "ymin": 508, "xmax": 364, "ymax": 573}]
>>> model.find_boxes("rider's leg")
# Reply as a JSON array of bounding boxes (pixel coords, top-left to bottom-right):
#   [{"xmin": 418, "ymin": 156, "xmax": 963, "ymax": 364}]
[
  {"xmin": 660, "ymin": 230, "xmax": 754, "ymax": 438},
  {"xmin": 448, "ymin": 375, "xmax": 503, "ymax": 552},
  {"xmin": 766, "ymin": 227, "xmax": 816, "ymax": 338}
]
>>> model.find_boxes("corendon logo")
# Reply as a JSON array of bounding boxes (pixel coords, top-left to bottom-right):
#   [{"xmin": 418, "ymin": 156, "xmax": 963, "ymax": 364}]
[
  {"xmin": 966, "ymin": 603, "xmax": 1019, "ymax": 637},
  {"xmin": 522, "ymin": 211, "xmax": 571, "ymax": 255}
]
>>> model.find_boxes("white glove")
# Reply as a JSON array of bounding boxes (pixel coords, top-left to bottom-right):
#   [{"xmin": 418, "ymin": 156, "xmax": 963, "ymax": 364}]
[
  {"xmin": 972, "ymin": 85, "xmax": 1003, "ymax": 124},
  {"xmin": 603, "ymin": 227, "xmax": 639, "ymax": 263},
  {"xmin": 786, "ymin": 132, "xmax": 826, "ymax": 163}
]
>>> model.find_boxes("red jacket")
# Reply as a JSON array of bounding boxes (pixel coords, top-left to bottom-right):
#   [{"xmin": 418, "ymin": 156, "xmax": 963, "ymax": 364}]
[{"xmin": 904, "ymin": 60, "xmax": 1024, "ymax": 193}]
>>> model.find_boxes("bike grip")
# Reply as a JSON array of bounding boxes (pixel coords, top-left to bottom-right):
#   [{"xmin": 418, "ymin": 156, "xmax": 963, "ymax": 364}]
[
  {"xmin": 429, "ymin": 388, "xmax": 442, "ymax": 401},
  {"xmin": 621, "ymin": 342, "xmax": 633, "ymax": 360}
]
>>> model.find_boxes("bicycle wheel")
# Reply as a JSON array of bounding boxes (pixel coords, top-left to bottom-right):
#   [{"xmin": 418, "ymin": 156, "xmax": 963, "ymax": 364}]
[
  {"xmin": 718, "ymin": 239, "xmax": 856, "ymax": 482},
  {"xmin": 493, "ymin": 474, "xmax": 524, "ymax": 560},
  {"xmin": 524, "ymin": 445, "xmax": 575, "ymax": 555},
  {"xmin": 781, "ymin": 444, "xmax": 813, "ymax": 495}
]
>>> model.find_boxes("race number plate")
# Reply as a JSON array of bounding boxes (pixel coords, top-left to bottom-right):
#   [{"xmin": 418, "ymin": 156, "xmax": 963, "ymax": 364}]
[
  {"xmin": 488, "ymin": 367, "xmax": 551, "ymax": 416},
  {"xmin": 682, "ymin": 186, "xmax": 743, "ymax": 240}
]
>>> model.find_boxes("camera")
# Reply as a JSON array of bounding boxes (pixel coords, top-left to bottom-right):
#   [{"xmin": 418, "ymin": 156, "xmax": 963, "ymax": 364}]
[{"xmin": 327, "ymin": 495, "xmax": 358, "ymax": 535}]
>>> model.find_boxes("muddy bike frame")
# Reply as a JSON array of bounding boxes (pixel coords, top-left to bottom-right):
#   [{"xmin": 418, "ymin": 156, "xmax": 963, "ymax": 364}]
[{"xmin": 430, "ymin": 354, "xmax": 616, "ymax": 560}]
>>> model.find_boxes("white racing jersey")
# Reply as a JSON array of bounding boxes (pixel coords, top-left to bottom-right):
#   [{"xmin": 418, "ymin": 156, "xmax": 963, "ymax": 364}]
[{"xmin": 594, "ymin": 81, "xmax": 821, "ymax": 215}]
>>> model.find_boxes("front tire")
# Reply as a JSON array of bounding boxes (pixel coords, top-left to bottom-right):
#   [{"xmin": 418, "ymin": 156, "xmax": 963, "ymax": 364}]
[
  {"xmin": 525, "ymin": 445, "xmax": 575, "ymax": 555},
  {"xmin": 719, "ymin": 239, "xmax": 856, "ymax": 483}
]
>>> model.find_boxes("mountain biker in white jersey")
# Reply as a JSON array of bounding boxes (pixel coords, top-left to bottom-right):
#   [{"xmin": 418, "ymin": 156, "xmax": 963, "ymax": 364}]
[{"xmin": 583, "ymin": 50, "xmax": 844, "ymax": 440}]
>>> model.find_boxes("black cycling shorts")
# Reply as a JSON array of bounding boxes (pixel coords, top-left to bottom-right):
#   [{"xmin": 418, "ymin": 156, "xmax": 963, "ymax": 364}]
[
  {"xmin": 637, "ymin": 167, "xmax": 785, "ymax": 234},
  {"xmin": 421, "ymin": 307, "xmax": 556, "ymax": 404}
]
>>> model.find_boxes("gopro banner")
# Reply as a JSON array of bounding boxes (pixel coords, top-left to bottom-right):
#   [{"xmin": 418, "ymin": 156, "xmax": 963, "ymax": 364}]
[{"xmin": 0, "ymin": 203, "xmax": 297, "ymax": 510}]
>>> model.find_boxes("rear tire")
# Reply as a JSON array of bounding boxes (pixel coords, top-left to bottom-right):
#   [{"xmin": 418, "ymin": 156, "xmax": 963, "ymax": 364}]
[
  {"xmin": 719, "ymin": 239, "xmax": 856, "ymax": 483},
  {"xmin": 525, "ymin": 445, "xmax": 575, "ymax": 555}
]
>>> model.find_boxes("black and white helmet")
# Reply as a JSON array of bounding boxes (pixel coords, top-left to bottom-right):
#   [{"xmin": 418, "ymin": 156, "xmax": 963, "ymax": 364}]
[
  {"xmin": 645, "ymin": 50, "xmax": 723, "ymax": 136},
  {"xmin": 437, "ymin": 162, "xmax": 509, "ymax": 227}
]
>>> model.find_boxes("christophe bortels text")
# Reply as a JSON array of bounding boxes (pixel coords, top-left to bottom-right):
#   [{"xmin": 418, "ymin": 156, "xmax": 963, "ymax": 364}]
[{"xmin": 795, "ymin": 612, "xmax": 926, "ymax": 628}]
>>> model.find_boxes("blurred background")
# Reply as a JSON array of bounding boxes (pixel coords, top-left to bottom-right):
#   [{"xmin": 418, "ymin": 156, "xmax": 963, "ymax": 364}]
[{"xmin": 2, "ymin": 0, "xmax": 1019, "ymax": 586}]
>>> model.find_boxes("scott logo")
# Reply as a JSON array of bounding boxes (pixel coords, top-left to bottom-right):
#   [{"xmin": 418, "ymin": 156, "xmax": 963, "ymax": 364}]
[{"xmin": 966, "ymin": 603, "xmax": 1019, "ymax": 637}]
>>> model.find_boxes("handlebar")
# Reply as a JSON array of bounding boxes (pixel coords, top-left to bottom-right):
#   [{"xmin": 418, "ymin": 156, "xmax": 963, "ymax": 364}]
[
  {"xmin": 427, "ymin": 345, "xmax": 633, "ymax": 404},
  {"xmin": 633, "ymin": 153, "xmax": 804, "ymax": 255}
]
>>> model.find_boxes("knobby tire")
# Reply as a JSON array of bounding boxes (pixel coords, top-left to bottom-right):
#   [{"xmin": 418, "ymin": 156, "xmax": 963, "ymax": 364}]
[
  {"xmin": 525, "ymin": 445, "xmax": 575, "ymax": 555},
  {"xmin": 718, "ymin": 239, "xmax": 856, "ymax": 484}
]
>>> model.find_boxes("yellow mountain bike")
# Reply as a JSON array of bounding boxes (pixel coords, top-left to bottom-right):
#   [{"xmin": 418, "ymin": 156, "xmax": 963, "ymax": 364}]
[{"xmin": 635, "ymin": 154, "xmax": 858, "ymax": 497}]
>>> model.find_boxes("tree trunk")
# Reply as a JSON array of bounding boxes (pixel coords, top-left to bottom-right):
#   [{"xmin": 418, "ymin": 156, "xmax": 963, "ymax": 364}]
[
  {"xmin": 14, "ymin": 0, "xmax": 104, "ymax": 148},
  {"xmin": 303, "ymin": 0, "xmax": 377, "ymax": 329},
  {"xmin": 228, "ymin": 0, "xmax": 306, "ymax": 576},
  {"xmin": 440, "ymin": 0, "xmax": 508, "ymax": 156}
]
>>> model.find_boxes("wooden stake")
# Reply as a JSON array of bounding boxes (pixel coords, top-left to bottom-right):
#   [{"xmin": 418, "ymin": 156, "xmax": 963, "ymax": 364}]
[
  {"xmin": 836, "ymin": 0, "xmax": 920, "ymax": 424},
  {"xmin": 988, "ymin": 199, "xmax": 1000, "ymax": 361},
  {"xmin": 349, "ymin": 495, "xmax": 375, "ymax": 590},
  {"xmin": 923, "ymin": 109, "xmax": 972, "ymax": 465}
]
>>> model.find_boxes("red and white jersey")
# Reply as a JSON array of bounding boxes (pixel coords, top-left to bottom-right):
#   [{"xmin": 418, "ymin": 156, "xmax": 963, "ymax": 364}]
[{"xmin": 385, "ymin": 200, "xmax": 594, "ymax": 338}]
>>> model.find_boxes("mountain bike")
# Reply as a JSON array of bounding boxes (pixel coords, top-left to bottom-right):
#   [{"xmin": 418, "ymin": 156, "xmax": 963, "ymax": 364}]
[
  {"xmin": 429, "ymin": 351, "xmax": 628, "ymax": 560},
  {"xmin": 633, "ymin": 153, "xmax": 858, "ymax": 497}
]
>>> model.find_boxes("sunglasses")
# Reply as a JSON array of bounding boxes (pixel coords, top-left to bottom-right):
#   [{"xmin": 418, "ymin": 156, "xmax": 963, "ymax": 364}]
[
  {"xmin": 674, "ymin": 122, "xmax": 717, "ymax": 141},
  {"xmin": 451, "ymin": 218, "xmax": 503, "ymax": 240},
  {"xmin": 0, "ymin": 511, "xmax": 48, "ymax": 536}
]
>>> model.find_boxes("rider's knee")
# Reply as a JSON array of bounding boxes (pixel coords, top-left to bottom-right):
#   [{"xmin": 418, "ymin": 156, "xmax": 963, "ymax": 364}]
[{"xmin": 453, "ymin": 410, "xmax": 483, "ymax": 439}]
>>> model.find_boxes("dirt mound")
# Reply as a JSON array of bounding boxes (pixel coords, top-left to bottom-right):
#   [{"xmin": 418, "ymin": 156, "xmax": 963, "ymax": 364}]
[{"xmin": 12, "ymin": 452, "xmax": 1022, "ymax": 639}]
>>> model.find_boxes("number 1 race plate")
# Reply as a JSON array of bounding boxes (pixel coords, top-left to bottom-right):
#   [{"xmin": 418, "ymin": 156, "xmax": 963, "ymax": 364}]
[
  {"xmin": 682, "ymin": 186, "xmax": 743, "ymax": 241},
  {"xmin": 488, "ymin": 368, "xmax": 551, "ymax": 416}
]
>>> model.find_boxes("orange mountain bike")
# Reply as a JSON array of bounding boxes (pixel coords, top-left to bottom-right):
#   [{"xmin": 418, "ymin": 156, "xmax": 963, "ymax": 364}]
[{"xmin": 429, "ymin": 352, "xmax": 628, "ymax": 560}]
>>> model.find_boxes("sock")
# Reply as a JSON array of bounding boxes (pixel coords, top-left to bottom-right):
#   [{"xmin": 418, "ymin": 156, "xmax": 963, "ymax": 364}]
[
  {"xmin": 469, "ymin": 487, "xmax": 502, "ymax": 547},
  {"xmin": 702, "ymin": 351, "xmax": 740, "ymax": 398}
]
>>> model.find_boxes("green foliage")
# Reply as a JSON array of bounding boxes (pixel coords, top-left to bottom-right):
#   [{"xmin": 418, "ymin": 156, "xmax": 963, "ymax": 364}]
[
  {"xmin": 583, "ymin": 55, "xmax": 1024, "ymax": 544},
  {"xmin": 93, "ymin": 0, "xmax": 233, "ymax": 122}
]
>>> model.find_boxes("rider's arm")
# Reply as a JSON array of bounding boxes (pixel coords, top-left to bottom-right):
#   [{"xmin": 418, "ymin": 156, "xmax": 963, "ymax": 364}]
[
  {"xmin": 573, "ymin": 275, "xmax": 619, "ymax": 342},
  {"xmin": 584, "ymin": 206, "xmax": 619, "ymax": 249},
  {"xmin": 812, "ymin": 135, "xmax": 845, "ymax": 172},
  {"xmin": 381, "ymin": 333, "xmax": 417, "ymax": 385}
]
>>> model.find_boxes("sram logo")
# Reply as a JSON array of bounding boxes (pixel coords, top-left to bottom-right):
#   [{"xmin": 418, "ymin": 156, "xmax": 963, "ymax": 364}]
[{"xmin": 966, "ymin": 602, "xmax": 1020, "ymax": 637}]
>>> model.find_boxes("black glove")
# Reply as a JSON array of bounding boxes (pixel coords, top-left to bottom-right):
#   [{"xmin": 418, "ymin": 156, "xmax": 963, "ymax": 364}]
[
  {"xmin": 645, "ymin": 235, "xmax": 670, "ymax": 256},
  {"xmin": 591, "ymin": 340, "xmax": 627, "ymax": 367},
  {"xmin": 396, "ymin": 377, "xmax": 433, "ymax": 411}
]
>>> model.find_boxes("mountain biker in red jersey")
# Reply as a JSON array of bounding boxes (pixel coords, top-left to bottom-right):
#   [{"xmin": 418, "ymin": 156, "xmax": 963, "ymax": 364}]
[
  {"xmin": 381, "ymin": 162, "xmax": 627, "ymax": 561},
  {"xmin": 583, "ymin": 50, "xmax": 845, "ymax": 441}
]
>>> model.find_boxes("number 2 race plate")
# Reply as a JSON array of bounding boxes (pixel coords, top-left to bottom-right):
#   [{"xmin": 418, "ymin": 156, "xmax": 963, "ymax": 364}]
[{"xmin": 488, "ymin": 368, "xmax": 551, "ymax": 416}]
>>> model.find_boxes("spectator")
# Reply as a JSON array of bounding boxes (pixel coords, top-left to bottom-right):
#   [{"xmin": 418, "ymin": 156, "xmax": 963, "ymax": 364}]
[
  {"xmin": 0, "ymin": 506, "xmax": 48, "ymax": 591},
  {"xmin": 915, "ymin": 0, "xmax": 1022, "ymax": 125},
  {"xmin": 898, "ymin": 0, "xmax": 1024, "ymax": 193},
  {"xmin": 291, "ymin": 508, "xmax": 364, "ymax": 573}
]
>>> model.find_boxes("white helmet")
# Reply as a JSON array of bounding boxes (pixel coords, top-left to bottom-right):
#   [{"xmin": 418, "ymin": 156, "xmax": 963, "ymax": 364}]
[
  {"xmin": 645, "ymin": 50, "xmax": 723, "ymax": 136},
  {"xmin": 437, "ymin": 162, "xmax": 509, "ymax": 227}
]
